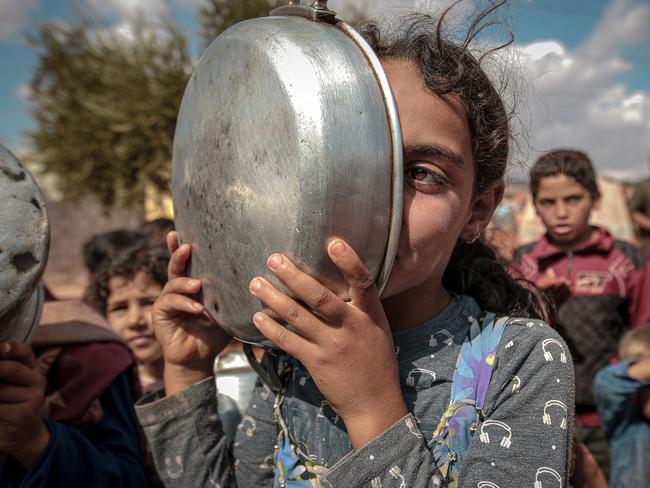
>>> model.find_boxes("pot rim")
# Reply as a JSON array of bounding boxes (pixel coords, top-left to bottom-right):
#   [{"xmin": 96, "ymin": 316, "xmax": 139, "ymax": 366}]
[{"xmin": 337, "ymin": 20, "xmax": 403, "ymax": 296}]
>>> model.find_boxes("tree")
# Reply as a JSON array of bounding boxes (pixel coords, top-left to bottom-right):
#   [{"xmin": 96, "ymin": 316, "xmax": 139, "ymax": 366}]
[
  {"xmin": 198, "ymin": 0, "xmax": 284, "ymax": 49},
  {"xmin": 27, "ymin": 16, "xmax": 191, "ymax": 210},
  {"xmin": 198, "ymin": 0, "xmax": 367, "ymax": 50}
]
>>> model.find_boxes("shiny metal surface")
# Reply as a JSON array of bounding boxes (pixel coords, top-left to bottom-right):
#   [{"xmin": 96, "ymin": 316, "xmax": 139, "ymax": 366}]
[
  {"xmin": 214, "ymin": 351, "xmax": 258, "ymax": 441},
  {"xmin": 172, "ymin": 14, "xmax": 402, "ymax": 345},
  {"xmin": 0, "ymin": 144, "xmax": 49, "ymax": 342}
]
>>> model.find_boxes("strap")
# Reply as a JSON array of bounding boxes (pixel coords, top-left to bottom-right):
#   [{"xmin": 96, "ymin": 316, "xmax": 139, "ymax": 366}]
[
  {"xmin": 243, "ymin": 343, "xmax": 285, "ymax": 392},
  {"xmin": 451, "ymin": 313, "xmax": 509, "ymax": 410},
  {"xmin": 432, "ymin": 314, "xmax": 510, "ymax": 486}
]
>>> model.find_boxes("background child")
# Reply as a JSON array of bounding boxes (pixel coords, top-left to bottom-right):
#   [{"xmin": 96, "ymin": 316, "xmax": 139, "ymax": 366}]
[
  {"xmin": 511, "ymin": 148, "xmax": 650, "ymax": 474},
  {"xmin": 594, "ymin": 324, "xmax": 650, "ymax": 487},
  {"xmin": 136, "ymin": 8, "xmax": 574, "ymax": 488},
  {"xmin": 85, "ymin": 240, "xmax": 169, "ymax": 395},
  {"xmin": 628, "ymin": 174, "xmax": 650, "ymax": 258}
]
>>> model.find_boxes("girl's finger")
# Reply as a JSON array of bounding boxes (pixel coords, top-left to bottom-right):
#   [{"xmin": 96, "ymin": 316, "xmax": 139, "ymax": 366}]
[
  {"xmin": 155, "ymin": 293, "xmax": 204, "ymax": 317},
  {"xmin": 252, "ymin": 311, "xmax": 313, "ymax": 361},
  {"xmin": 161, "ymin": 277, "xmax": 202, "ymax": 297},
  {"xmin": 263, "ymin": 253, "xmax": 347, "ymax": 324},
  {"xmin": 167, "ymin": 243, "xmax": 191, "ymax": 281},
  {"xmin": 327, "ymin": 239, "xmax": 382, "ymax": 316},
  {"xmin": 0, "ymin": 359, "xmax": 42, "ymax": 386},
  {"xmin": 0, "ymin": 341, "xmax": 36, "ymax": 368},
  {"xmin": 166, "ymin": 230, "xmax": 180, "ymax": 254},
  {"xmin": 249, "ymin": 277, "xmax": 326, "ymax": 341}
]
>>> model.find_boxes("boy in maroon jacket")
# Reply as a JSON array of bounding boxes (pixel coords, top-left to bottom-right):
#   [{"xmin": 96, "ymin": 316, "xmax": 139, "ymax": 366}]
[{"xmin": 511, "ymin": 149, "xmax": 650, "ymax": 476}]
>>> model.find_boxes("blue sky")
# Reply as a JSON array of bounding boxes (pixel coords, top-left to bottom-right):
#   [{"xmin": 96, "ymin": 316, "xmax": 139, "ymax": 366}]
[{"xmin": 1, "ymin": 0, "xmax": 649, "ymax": 178}]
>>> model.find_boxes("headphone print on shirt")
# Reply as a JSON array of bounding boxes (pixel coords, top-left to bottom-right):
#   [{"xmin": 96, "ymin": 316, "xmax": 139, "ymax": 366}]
[
  {"xmin": 542, "ymin": 339, "xmax": 567, "ymax": 363},
  {"xmin": 542, "ymin": 400, "xmax": 568, "ymax": 430},
  {"xmin": 478, "ymin": 420, "xmax": 513, "ymax": 448},
  {"xmin": 534, "ymin": 466, "xmax": 562, "ymax": 488},
  {"xmin": 405, "ymin": 368, "xmax": 437, "ymax": 388},
  {"xmin": 429, "ymin": 329, "xmax": 453, "ymax": 348}
]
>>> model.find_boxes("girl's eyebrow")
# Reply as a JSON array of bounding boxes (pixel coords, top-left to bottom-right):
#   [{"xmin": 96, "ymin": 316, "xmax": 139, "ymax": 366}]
[{"xmin": 405, "ymin": 143, "xmax": 465, "ymax": 168}]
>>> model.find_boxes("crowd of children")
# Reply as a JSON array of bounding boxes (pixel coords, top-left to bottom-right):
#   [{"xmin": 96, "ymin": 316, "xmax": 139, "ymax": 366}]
[{"xmin": 1, "ymin": 4, "xmax": 650, "ymax": 488}]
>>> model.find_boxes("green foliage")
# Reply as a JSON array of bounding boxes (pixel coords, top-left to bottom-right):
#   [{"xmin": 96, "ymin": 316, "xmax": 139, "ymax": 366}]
[
  {"xmin": 27, "ymin": 17, "xmax": 190, "ymax": 209},
  {"xmin": 198, "ymin": 0, "xmax": 284, "ymax": 49},
  {"xmin": 198, "ymin": 0, "xmax": 367, "ymax": 50}
]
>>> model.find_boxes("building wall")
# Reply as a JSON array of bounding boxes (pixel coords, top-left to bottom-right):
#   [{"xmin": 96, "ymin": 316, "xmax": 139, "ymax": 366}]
[{"xmin": 43, "ymin": 197, "xmax": 141, "ymax": 300}]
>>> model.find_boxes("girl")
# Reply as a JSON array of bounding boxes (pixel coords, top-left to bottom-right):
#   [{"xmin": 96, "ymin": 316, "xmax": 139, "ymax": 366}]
[{"xmin": 136, "ymin": 8, "xmax": 574, "ymax": 488}]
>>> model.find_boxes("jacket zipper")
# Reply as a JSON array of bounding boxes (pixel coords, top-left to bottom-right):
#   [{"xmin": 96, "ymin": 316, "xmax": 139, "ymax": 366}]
[{"xmin": 566, "ymin": 250, "xmax": 573, "ymax": 278}]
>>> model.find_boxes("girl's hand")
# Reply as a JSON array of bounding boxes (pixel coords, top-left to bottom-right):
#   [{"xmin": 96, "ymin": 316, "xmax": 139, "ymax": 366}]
[
  {"xmin": 153, "ymin": 231, "xmax": 232, "ymax": 395},
  {"xmin": 0, "ymin": 341, "xmax": 50, "ymax": 469},
  {"xmin": 249, "ymin": 239, "xmax": 407, "ymax": 449}
]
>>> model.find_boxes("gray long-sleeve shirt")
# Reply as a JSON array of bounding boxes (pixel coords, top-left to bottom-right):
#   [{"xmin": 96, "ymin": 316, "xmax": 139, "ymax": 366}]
[{"xmin": 136, "ymin": 295, "xmax": 574, "ymax": 487}]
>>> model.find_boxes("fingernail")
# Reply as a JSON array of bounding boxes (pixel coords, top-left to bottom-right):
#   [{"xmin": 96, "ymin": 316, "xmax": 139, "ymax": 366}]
[
  {"xmin": 268, "ymin": 254, "xmax": 283, "ymax": 270},
  {"xmin": 192, "ymin": 302, "xmax": 203, "ymax": 310},
  {"xmin": 329, "ymin": 240, "xmax": 346, "ymax": 257},
  {"xmin": 190, "ymin": 279, "xmax": 201, "ymax": 287},
  {"xmin": 1, "ymin": 342, "xmax": 10, "ymax": 354},
  {"xmin": 253, "ymin": 312, "xmax": 264, "ymax": 326},
  {"xmin": 249, "ymin": 278, "xmax": 262, "ymax": 293}
]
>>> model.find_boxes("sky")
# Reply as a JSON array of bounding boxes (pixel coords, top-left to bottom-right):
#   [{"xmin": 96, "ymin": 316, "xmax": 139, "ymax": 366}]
[{"xmin": 1, "ymin": 0, "xmax": 649, "ymax": 180}]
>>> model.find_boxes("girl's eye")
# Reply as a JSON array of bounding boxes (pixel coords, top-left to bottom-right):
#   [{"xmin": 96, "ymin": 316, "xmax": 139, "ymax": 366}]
[{"xmin": 405, "ymin": 165, "xmax": 448, "ymax": 190}]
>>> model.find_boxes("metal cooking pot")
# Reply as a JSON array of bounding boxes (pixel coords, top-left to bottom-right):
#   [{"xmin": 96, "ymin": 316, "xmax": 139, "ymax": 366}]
[
  {"xmin": 172, "ymin": 1, "xmax": 402, "ymax": 346},
  {"xmin": 0, "ymin": 144, "xmax": 49, "ymax": 343}
]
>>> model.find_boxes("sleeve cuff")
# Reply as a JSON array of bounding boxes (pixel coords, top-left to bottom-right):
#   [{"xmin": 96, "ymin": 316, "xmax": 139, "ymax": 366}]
[
  {"xmin": 323, "ymin": 413, "xmax": 431, "ymax": 485},
  {"xmin": 135, "ymin": 377, "xmax": 217, "ymax": 427},
  {"xmin": 16, "ymin": 418, "xmax": 60, "ymax": 484}
]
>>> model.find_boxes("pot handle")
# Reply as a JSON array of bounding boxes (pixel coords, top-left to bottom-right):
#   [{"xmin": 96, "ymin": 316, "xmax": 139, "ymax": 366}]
[{"xmin": 270, "ymin": 0, "xmax": 337, "ymax": 23}]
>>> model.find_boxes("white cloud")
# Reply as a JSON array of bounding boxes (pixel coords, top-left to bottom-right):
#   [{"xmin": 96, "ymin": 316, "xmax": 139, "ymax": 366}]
[
  {"xmin": 15, "ymin": 83, "xmax": 32, "ymax": 101},
  {"xmin": 0, "ymin": 0, "xmax": 39, "ymax": 40},
  {"xmin": 84, "ymin": 0, "xmax": 179, "ymax": 46},
  {"xmin": 578, "ymin": 0, "xmax": 650, "ymax": 59},
  {"xmin": 510, "ymin": 0, "xmax": 650, "ymax": 179},
  {"xmin": 85, "ymin": 0, "xmax": 169, "ymax": 23}
]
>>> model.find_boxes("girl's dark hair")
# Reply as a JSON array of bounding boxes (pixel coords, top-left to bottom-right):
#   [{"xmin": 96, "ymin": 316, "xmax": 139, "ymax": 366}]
[
  {"xmin": 84, "ymin": 241, "xmax": 169, "ymax": 316},
  {"xmin": 361, "ymin": 2, "xmax": 551, "ymax": 321}
]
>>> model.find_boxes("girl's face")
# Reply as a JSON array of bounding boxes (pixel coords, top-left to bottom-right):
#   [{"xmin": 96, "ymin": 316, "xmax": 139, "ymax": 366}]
[
  {"xmin": 379, "ymin": 59, "xmax": 501, "ymax": 328},
  {"xmin": 106, "ymin": 270, "xmax": 163, "ymax": 365}
]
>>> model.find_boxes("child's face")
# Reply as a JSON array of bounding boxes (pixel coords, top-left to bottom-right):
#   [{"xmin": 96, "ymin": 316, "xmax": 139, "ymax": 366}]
[
  {"xmin": 379, "ymin": 59, "xmax": 494, "ymax": 313},
  {"xmin": 533, "ymin": 174, "xmax": 597, "ymax": 250},
  {"xmin": 106, "ymin": 270, "xmax": 163, "ymax": 365}
]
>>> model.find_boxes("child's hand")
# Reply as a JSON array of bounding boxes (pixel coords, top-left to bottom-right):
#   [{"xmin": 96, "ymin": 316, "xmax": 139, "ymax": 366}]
[
  {"xmin": 152, "ymin": 231, "xmax": 232, "ymax": 395},
  {"xmin": 0, "ymin": 341, "xmax": 50, "ymax": 469},
  {"xmin": 249, "ymin": 239, "xmax": 407, "ymax": 449},
  {"xmin": 536, "ymin": 268, "xmax": 572, "ymax": 307}
]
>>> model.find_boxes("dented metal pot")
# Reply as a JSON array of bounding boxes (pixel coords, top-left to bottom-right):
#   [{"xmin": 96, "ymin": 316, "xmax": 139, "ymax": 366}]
[
  {"xmin": 172, "ymin": 1, "xmax": 402, "ymax": 346},
  {"xmin": 0, "ymin": 144, "xmax": 49, "ymax": 343}
]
